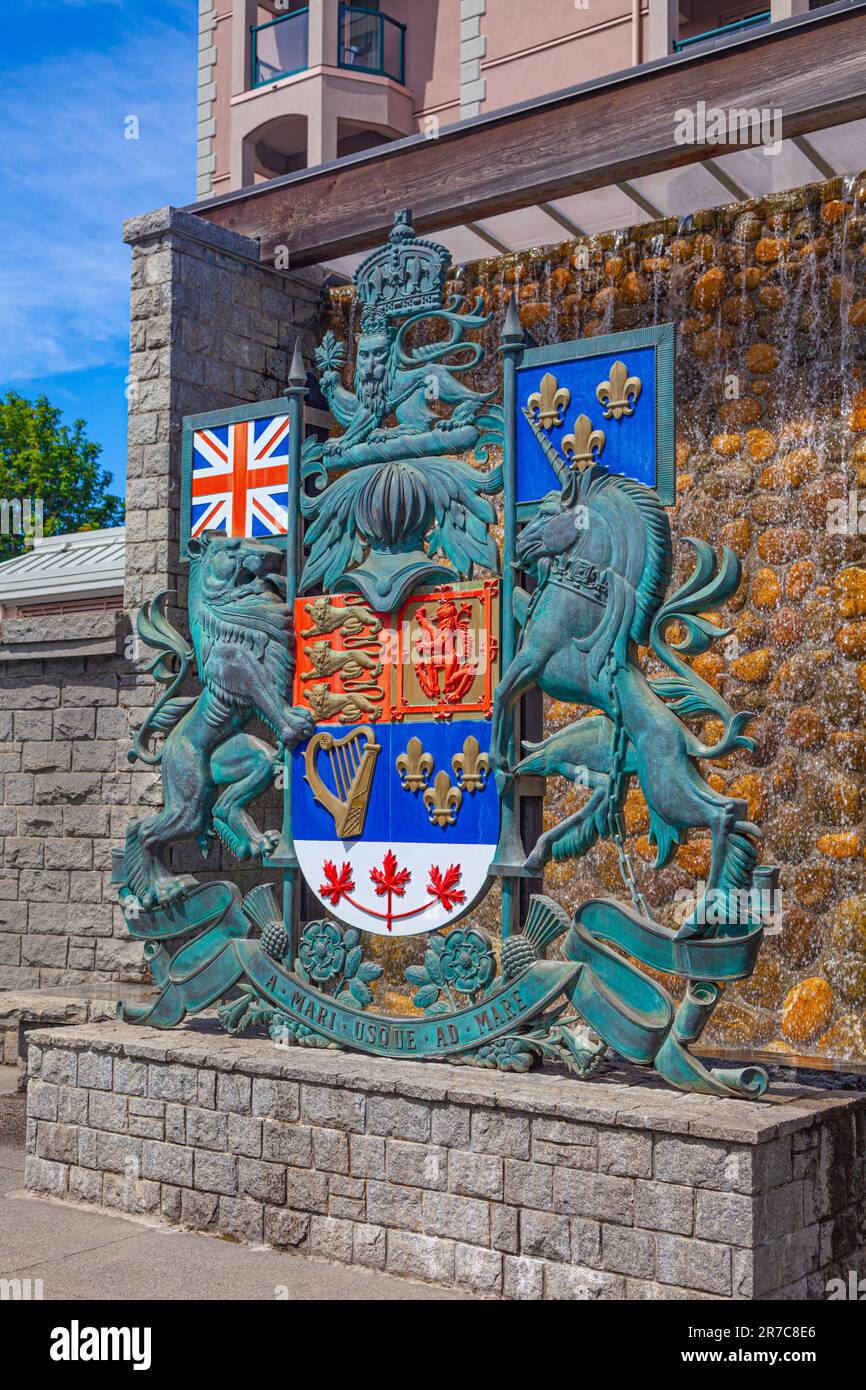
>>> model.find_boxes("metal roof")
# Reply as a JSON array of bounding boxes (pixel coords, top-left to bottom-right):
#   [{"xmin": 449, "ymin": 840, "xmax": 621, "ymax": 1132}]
[{"xmin": 0, "ymin": 527, "xmax": 125, "ymax": 605}]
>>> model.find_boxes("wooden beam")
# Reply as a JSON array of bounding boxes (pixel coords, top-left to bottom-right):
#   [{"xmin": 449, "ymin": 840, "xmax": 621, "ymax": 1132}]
[{"xmin": 194, "ymin": 6, "xmax": 866, "ymax": 267}]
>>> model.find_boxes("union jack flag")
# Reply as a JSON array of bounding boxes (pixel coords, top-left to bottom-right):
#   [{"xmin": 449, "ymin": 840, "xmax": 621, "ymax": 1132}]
[{"xmin": 190, "ymin": 413, "xmax": 290, "ymax": 539}]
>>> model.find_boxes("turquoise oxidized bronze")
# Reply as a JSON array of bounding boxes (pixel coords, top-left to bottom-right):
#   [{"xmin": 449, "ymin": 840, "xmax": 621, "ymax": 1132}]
[{"xmin": 115, "ymin": 209, "xmax": 775, "ymax": 1099}]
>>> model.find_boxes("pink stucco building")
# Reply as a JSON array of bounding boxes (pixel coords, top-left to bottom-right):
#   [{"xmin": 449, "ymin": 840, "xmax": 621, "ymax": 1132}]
[{"xmin": 197, "ymin": 0, "xmax": 814, "ymax": 199}]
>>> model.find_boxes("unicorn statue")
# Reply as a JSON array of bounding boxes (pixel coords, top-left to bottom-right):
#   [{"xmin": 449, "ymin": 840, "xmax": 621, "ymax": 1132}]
[{"xmin": 492, "ymin": 462, "xmax": 762, "ymax": 941}]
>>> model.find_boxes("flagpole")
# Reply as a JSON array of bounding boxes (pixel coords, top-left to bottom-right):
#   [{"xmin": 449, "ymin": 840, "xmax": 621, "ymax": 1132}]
[
  {"xmin": 493, "ymin": 294, "xmax": 527, "ymax": 941},
  {"xmin": 278, "ymin": 339, "xmax": 307, "ymax": 962}
]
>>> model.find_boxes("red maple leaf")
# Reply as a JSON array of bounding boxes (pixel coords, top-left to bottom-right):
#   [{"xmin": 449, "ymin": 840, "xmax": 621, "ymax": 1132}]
[
  {"xmin": 320, "ymin": 859, "xmax": 355, "ymax": 905},
  {"xmin": 427, "ymin": 863, "xmax": 466, "ymax": 913},
  {"xmin": 370, "ymin": 849, "xmax": 411, "ymax": 898}
]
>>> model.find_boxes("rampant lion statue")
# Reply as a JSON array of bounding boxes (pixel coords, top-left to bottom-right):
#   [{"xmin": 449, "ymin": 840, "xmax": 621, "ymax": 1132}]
[{"xmin": 120, "ymin": 531, "xmax": 314, "ymax": 910}]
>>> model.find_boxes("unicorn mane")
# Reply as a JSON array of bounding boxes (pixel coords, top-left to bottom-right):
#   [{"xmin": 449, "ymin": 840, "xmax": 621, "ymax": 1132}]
[{"xmin": 577, "ymin": 466, "xmax": 672, "ymax": 646}]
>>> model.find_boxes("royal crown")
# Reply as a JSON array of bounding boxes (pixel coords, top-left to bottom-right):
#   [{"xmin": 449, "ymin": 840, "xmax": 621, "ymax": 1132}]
[{"xmin": 355, "ymin": 209, "xmax": 451, "ymax": 330}]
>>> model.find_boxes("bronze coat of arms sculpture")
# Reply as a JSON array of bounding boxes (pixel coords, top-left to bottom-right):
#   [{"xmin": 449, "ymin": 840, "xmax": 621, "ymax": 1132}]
[{"xmin": 114, "ymin": 211, "xmax": 775, "ymax": 1099}]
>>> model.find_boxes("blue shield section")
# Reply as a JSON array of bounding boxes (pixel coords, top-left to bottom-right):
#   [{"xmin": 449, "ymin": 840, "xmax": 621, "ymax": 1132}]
[
  {"xmin": 515, "ymin": 326, "xmax": 675, "ymax": 508},
  {"xmin": 291, "ymin": 718, "xmax": 498, "ymax": 936}
]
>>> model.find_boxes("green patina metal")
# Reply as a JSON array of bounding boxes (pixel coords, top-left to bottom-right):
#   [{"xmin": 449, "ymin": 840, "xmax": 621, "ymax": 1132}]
[{"xmin": 115, "ymin": 209, "xmax": 775, "ymax": 1099}]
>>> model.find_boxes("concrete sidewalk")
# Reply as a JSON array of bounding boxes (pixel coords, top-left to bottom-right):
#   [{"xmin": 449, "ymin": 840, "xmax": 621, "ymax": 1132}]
[{"xmin": 0, "ymin": 1070, "xmax": 466, "ymax": 1302}]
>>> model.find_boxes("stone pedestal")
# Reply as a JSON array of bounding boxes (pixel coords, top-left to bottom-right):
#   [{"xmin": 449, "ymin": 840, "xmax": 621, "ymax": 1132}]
[{"xmin": 24, "ymin": 1022, "xmax": 866, "ymax": 1300}]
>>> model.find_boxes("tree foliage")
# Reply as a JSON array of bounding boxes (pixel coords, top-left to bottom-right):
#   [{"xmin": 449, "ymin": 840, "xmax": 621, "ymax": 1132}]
[{"xmin": 0, "ymin": 391, "xmax": 124, "ymax": 562}]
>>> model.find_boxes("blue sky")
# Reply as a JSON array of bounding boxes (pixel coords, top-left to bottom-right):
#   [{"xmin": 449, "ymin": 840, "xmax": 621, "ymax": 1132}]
[{"xmin": 1, "ymin": 0, "xmax": 198, "ymax": 495}]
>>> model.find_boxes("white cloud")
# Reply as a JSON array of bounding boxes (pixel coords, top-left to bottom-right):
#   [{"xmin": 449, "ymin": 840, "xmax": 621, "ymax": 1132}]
[{"xmin": 0, "ymin": 11, "xmax": 195, "ymax": 381}]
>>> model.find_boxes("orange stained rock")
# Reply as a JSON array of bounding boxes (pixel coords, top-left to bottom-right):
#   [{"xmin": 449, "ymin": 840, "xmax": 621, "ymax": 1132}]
[
  {"xmin": 754, "ymin": 237, "xmax": 786, "ymax": 263},
  {"xmin": 728, "ymin": 772, "xmax": 765, "ymax": 821},
  {"xmin": 619, "ymin": 271, "xmax": 649, "ymax": 304},
  {"xmin": 769, "ymin": 606, "xmax": 803, "ymax": 646},
  {"xmin": 731, "ymin": 647, "xmax": 772, "ymax": 682},
  {"xmin": 691, "ymin": 651, "xmax": 725, "ymax": 689},
  {"xmin": 676, "ymin": 838, "xmax": 712, "ymax": 878},
  {"xmin": 781, "ymin": 977, "xmax": 833, "ymax": 1044},
  {"xmin": 818, "ymin": 832, "xmax": 861, "ymax": 859},
  {"xmin": 692, "ymin": 327, "xmax": 733, "ymax": 360},
  {"xmin": 745, "ymin": 343, "xmax": 780, "ymax": 373},
  {"xmin": 546, "ymin": 266, "xmax": 572, "ymax": 294},
  {"xmin": 758, "ymin": 450, "xmax": 816, "ymax": 489},
  {"xmin": 519, "ymin": 302, "xmax": 549, "ymax": 330},
  {"xmin": 623, "ymin": 787, "xmax": 650, "ymax": 834},
  {"xmin": 785, "ymin": 705, "xmax": 825, "ymax": 748},
  {"xmin": 757, "ymin": 528, "xmax": 810, "ymax": 563},
  {"xmin": 744, "ymin": 427, "xmax": 777, "ymax": 462},
  {"xmin": 835, "ymin": 621, "xmax": 866, "ymax": 658},
  {"xmin": 800, "ymin": 237, "xmax": 830, "ymax": 259},
  {"xmin": 822, "ymin": 200, "xmax": 851, "ymax": 225},
  {"xmin": 757, "ymin": 285, "xmax": 785, "ymax": 311},
  {"xmin": 693, "ymin": 234, "xmax": 716, "ymax": 262},
  {"xmin": 719, "ymin": 397, "xmax": 762, "ymax": 427},
  {"xmin": 720, "ymin": 295, "xmax": 755, "ymax": 325},
  {"xmin": 634, "ymin": 834, "xmax": 654, "ymax": 862},
  {"xmin": 712, "ymin": 432, "xmax": 742, "ymax": 456},
  {"xmin": 720, "ymin": 518, "xmax": 750, "ymax": 557},
  {"xmin": 785, "ymin": 559, "xmax": 816, "ymax": 600},
  {"xmin": 770, "ymin": 754, "xmax": 797, "ymax": 798},
  {"xmin": 848, "ymin": 300, "xmax": 866, "ymax": 329},
  {"xmin": 752, "ymin": 568, "xmax": 782, "ymax": 609},
  {"xmin": 834, "ymin": 567, "xmax": 866, "ymax": 617},
  {"xmin": 817, "ymin": 1015, "xmax": 866, "ymax": 1057},
  {"xmin": 793, "ymin": 866, "xmax": 833, "ymax": 910}
]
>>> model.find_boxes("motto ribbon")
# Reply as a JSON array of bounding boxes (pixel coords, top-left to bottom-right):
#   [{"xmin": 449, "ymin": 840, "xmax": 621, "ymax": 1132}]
[{"xmin": 562, "ymin": 898, "xmax": 767, "ymax": 1098}]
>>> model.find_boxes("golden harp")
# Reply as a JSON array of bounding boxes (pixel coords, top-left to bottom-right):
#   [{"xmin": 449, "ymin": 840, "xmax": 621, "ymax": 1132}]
[{"xmin": 304, "ymin": 726, "xmax": 381, "ymax": 839}]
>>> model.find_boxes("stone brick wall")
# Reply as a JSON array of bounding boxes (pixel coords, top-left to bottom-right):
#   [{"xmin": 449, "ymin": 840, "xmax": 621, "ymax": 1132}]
[
  {"xmin": 0, "ymin": 649, "xmax": 148, "ymax": 989},
  {"xmin": 0, "ymin": 207, "xmax": 324, "ymax": 991},
  {"xmin": 24, "ymin": 1024, "xmax": 866, "ymax": 1300}
]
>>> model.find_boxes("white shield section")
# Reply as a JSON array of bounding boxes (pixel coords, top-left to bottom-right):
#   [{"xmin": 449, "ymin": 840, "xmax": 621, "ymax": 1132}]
[{"xmin": 295, "ymin": 840, "xmax": 496, "ymax": 937}]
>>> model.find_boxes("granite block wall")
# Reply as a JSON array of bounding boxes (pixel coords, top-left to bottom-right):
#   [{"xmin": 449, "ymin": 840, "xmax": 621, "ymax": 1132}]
[{"xmin": 24, "ymin": 1024, "xmax": 866, "ymax": 1301}]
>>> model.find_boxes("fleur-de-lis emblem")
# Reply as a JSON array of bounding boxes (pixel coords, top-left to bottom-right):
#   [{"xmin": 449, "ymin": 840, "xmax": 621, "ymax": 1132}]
[
  {"xmin": 451, "ymin": 735, "xmax": 490, "ymax": 793},
  {"xmin": 596, "ymin": 360, "xmax": 642, "ymax": 420},
  {"xmin": 561, "ymin": 414, "xmax": 606, "ymax": 471},
  {"xmin": 526, "ymin": 372, "xmax": 570, "ymax": 431},
  {"xmin": 423, "ymin": 770, "xmax": 463, "ymax": 828},
  {"xmin": 396, "ymin": 736, "xmax": 434, "ymax": 793}
]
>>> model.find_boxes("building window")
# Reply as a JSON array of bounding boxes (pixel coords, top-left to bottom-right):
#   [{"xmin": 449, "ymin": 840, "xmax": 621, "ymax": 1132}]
[{"xmin": 338, "ymin": 4, "xmax": 405, "ymax": 86}]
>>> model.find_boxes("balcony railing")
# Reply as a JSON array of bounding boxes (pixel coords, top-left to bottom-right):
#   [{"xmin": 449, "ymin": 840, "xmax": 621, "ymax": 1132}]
[
  {"xmin": 252, "ymin": 7, "xmax": 309, "ymax": 87},
  {"xmin": 673, "ymin": 10, "xmax": 771, "ymax": 52},
  {"xmin": 338, "ymin": 4, "xmax": 406, "ymax": 86}
]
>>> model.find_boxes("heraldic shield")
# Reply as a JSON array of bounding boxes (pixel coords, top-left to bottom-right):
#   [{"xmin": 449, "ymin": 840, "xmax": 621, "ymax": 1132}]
[
  {"xmin": 291, "ymin": 583, "xmax": 500, "ymax": 936},
  {"xmin": 115, "ymin": 208, "xmax": 776, "ymax": 1099}
]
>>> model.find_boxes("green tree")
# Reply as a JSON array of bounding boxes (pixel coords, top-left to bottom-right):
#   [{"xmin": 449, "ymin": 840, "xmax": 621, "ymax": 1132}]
[{"xmin": 0, "ymin": 391, "xmax": 124, "ymax": 562}]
